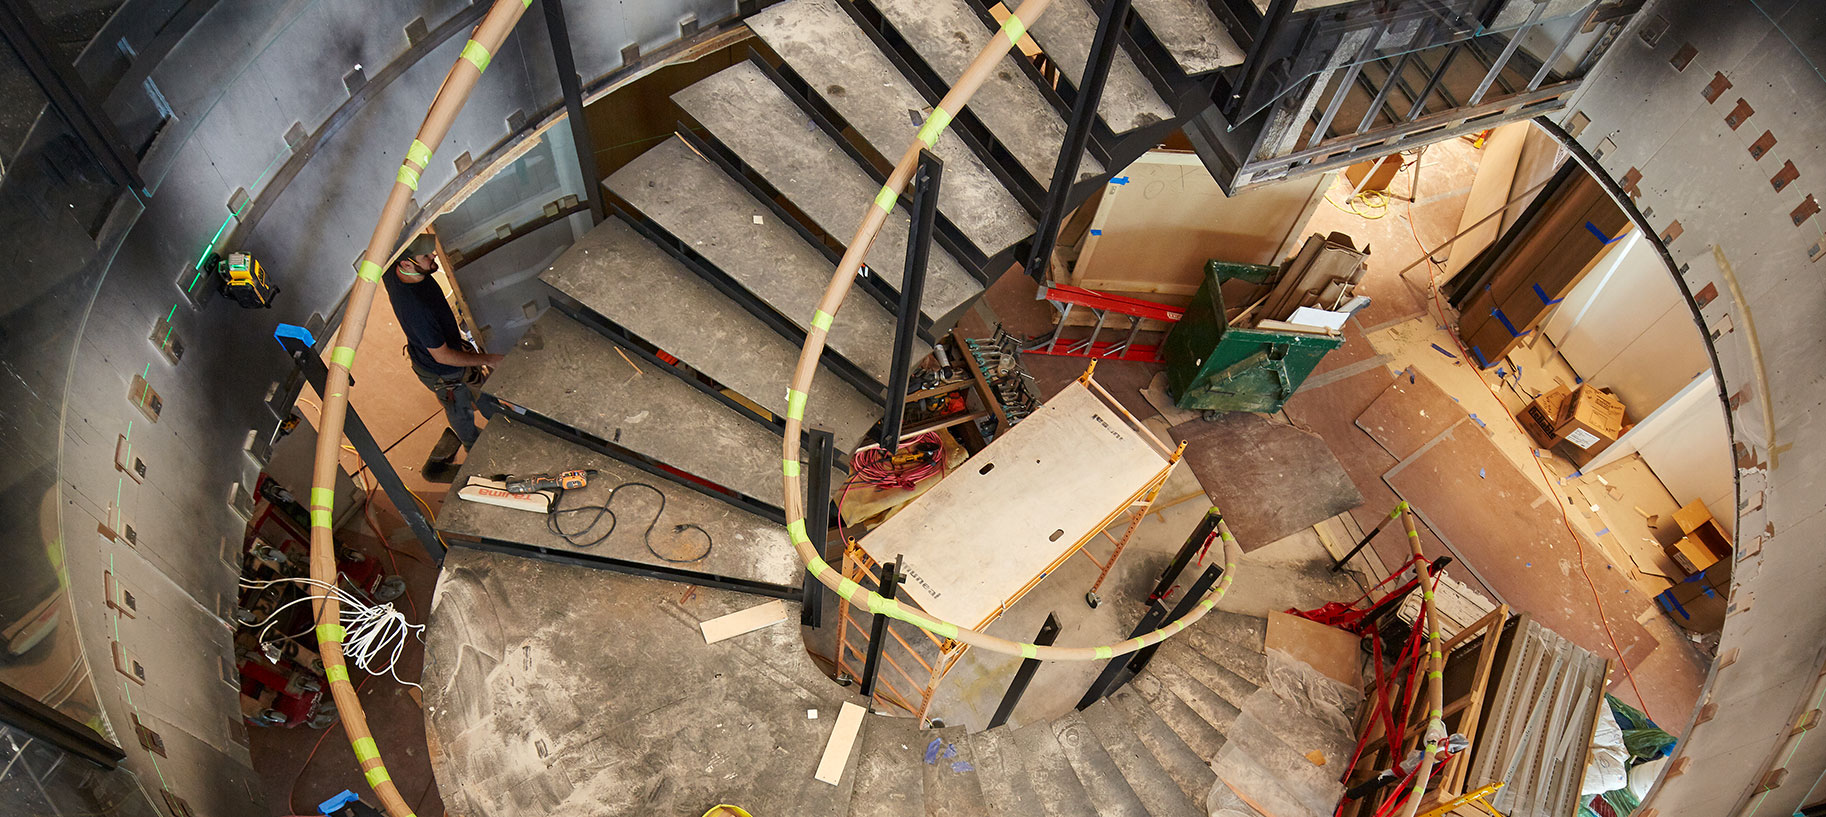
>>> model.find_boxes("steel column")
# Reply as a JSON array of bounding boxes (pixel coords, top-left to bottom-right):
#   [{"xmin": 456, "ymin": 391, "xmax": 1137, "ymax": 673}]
[
  {"xmin": 1149, "ymin": 507, "xmax": 1222, "ymax": 602},
  {"xmin": 1077, "ymin": 600, "xmax": 1169, "ymax": 709},
  {"xmin": 879, "ymin": 150, "xmax": 942, "ymax": 447},
  {"xmin": 0, "ymin": 0, "xmax": 145, "ymax": 192},
  {"xmin": 541, "ymin": 0, "xmax": 607, "ymax": 224},
  {"xmin": 987, "ymin": 613, "xmax": 1061, "ymax": 728},
  {"xmin": 1024, "ymin": 0, "xmax": 1132, "ymax": 282},
  {"xmin": 1127, "ymin": 564, "xmax": 1223, "ymax": 675},
  {"xmin": 275, "ymin": 326, "xmax": 446, "ymax": 564},
  {"xmin": 801, "ymin": 429, "xmax": 836, "ymax": 627},
  {"xmin": 858, "ymin": 558, "xmax": 902, "ymax": 700}
]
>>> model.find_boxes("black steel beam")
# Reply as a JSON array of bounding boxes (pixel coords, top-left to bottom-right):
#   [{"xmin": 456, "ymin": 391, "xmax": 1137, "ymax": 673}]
[
  {"xmin": 1222, "ymin": 0, "xmax": 1296, "ymax": 121},
  {"xmin": 880, "ymin": 151, "xmax": 940, "ymax": 448},
  {"xmin": 275, "ymin": 326, "xmax": 446, "ymax": 564},
  {"xmin": 801, "ymin": 430, "xmax": 837, "ymax": 627},
  {"xmin": 1026, "ymin": 0, "xmax": 1132, "ymax": 282},
  {"xmin": 988, "ymin": 613, "xmax": 1060, "ymax": 728},
  {"xmin": 858, "ymin": 559, "xmax": 901, "ymax": 700},
  {"xmin": 449, "ymin": 536, "xmax": 801, "ymax": 600},
  {"xmin": 1150, "ymin": 507, "xmax": 1221, "ymax": 602},
  {"xmin": 542, "ymin": 0, "xmax": 606, "ymax": 224},
  {"xmin": 0, "ymin": 678, "xmax": 125, "ymax": 769},
  {"xmin": 1127, "ymin": 564, "xmax": 1223, "ymax": 675},
  {"xmin": 1077, "ymin": 601, "xmax": 1168, "ymax": 709},
  {"xmin": 0, "ymin": 0, "xmax": 145, "ymax": 191}
]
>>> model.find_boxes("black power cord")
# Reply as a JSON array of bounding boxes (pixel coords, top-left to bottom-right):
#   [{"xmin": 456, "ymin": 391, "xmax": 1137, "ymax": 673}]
[{"xmin": 545, "ymin": 482, "xmax": 713, "ymax": 563}]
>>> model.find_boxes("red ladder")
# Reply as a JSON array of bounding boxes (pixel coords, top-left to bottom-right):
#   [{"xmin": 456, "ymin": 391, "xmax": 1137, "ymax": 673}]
[{"xmin": 1025, "ymin": 284, "xmax": 1185, "ymax": 362}]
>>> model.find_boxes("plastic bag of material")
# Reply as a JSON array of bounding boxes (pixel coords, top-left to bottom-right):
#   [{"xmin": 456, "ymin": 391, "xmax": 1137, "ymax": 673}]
[
  {"xmin": 1205, "ymin": 649, "xmax": 1365, "ymax": 817},
  {"xmin": 1582, "ymin": 702, "xmax": 1629, "ymax": 796}
]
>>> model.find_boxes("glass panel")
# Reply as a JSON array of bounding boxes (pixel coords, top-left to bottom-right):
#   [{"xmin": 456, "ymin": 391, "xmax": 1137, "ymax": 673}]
[
  {"xmin": 0, "ymin": 30, "xmax": 121, "ymax": 737},
  {"xmin": 0, "ymin": 723, "xmax": 162, "ymax": 817}
]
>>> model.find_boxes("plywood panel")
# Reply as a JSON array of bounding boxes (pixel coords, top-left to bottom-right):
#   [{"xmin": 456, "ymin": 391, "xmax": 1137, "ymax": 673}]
[
  {"xmin": 1169, "ymin": 412, "xmax": 1363, "ymax": 550},
  {"xmin": 858, "ymin": 381, "xmax": 1170, "ymax": 627},
  {"xmin": 1354, "ymin": 368, "xmax": 1465, "ymax": 461},
  {"xmin": 1439, "ymin": 122, "xmax": 1528, "ymax": 286},
  {"xmin": 1073, "ymin": 151, "xmax": 1327, "ymax": 295}
]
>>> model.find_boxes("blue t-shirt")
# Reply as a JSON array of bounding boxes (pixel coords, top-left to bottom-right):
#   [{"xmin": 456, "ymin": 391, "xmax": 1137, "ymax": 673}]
[{"xmin": 383, "ymin": 271, "xmax": 465, "ymax": 378}]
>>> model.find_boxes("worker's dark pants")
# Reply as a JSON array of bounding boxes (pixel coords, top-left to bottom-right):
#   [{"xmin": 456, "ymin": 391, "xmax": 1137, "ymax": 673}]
[{"xmin": 413, "ymin": 365, "xmax": 480, "ymax": 449}]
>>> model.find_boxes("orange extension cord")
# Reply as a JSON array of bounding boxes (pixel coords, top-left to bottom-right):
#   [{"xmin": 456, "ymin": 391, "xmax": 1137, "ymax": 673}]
[{"xmin": 1401, "ymin": 192, "xmax": 1655, "ymax": 722}]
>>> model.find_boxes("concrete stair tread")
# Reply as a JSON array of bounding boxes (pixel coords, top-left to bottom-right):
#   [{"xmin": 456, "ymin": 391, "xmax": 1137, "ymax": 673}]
[
  {"xmin": 1221, "ymin": 714, "xmax": 1345, "ymax": 817},
  {"xmin": 438, "ymin": 419, "xmax": 801, "ymax": 589},
  {"xmin": 1126, "ymin": 670, "xmax": 1228, "ymax": 760},
  {"xmin": 746, "ymin": 0, "xmax": 1035, "ymax": 255},
  {"xmin": 606, "ymin": 136, "xmax": 905, "ymax": 384},
  {"xmin": 1158, "ymin": 639, "xmax": 1260, "ymax": 710},
  {"xmin": 852, "ymin": 714, "xmax": 927, "ymax": 817},
  {"xmin": 1178, "ymin": 618, "xmax": 1269, "ymax": 687},
  {"xmin": 484, "ymin": 310, "xmax": 786, "ymax": 506},
  {"xmin": 422, "ymin": 551, "xmax": 845, "ymax": 817},
  {"xmin": 1079, "ymin": 699, "xmax": 1204, "ymax": 817},
  {"xmin": 966, "ymin": 726, "xmax": 1047, "ymax": 817},
  {"xmin": 1192, "ymin": 609, "xmax": 1268, "ymax": 653},
  {"xmin": 1050, "ymin": 710, "xmax": 1151, "ymax": 817},
  {"xmin": 861, "ymin": 0, "xmax": 1103, "ymax": 185},
  {"xmin": 1026, "ymin": 0, "xmax": 1174, "ymax": 133},
  {"xmin": 673, "ymin": 62, "xmax": 982, "ymax": 325},
  {"xmin": 921, "ymin": 725, "xmax": 989, "ymax": 817},
  {"xmin": 1146, "ymin": 654, "xmax": 1243, "ymax": 734},
  {"xmin": 1108, "ymin": 687, "xmax": 1219, "ymax": 807},
  {"xmin": 1011, "ymin": 721, "xmax": 1100, "ymax": 817},
  {"xmin": 538, "ymin": 215, "xmax": 878, "ymax": 452},
  {"xmin": 1130, "ymin": 0, "xmax": 1245, "ymax": 75}
]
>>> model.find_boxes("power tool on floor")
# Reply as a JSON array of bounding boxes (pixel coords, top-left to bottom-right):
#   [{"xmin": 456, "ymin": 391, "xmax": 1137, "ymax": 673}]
[{"xmin": 504, "ymin": 469, "xmax": 597, "ymax": 494}]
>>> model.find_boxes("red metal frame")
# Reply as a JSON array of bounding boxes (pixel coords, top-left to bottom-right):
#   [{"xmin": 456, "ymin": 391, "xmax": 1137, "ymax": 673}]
[{"xmin": 1027, "ymin": 284, "xmax": 1184, "ymax": 362}]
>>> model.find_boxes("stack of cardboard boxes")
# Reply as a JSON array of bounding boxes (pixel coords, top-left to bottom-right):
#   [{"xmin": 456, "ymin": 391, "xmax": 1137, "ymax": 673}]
[
  {"xmin": 1653, "ymin": 500, "xmax": 1734, "ymax": 634},
  {"xmin": 1516, "ymin": 384, "xmax": 1627, "ymax": 467}
]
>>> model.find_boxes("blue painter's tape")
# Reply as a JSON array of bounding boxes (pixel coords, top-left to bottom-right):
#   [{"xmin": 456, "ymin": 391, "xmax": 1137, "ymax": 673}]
[
  {"xmin": 274, "ymin": 323, "xmax": 316, "ymax": 348},
  {"xmin": 319, "ymin": 790, "xmax": 362, "ymax": 815},
  {"xmin": 1089, "ymin": 229, "xmax": 1102, "ymax": 235},
  {"xmin": 1110, "ymin": 176, "xmax": 1129, "ymax": 185},
  {"xmin": 1702, "ymin": 586, "xmax": 1716, "ymax": 598},
  {"xmin": 1595, "ymin": 527, "xmax": 1610, "ymax": 537},
  {"xmin": 1470, "ymin": 346, "xmax": 1491, "ymax": 368},
  {"xmin": 1533, "ymin": 283, "xmax": 1565, "ymax": 305},
  {"xmin": 1429, "ymin": 343, "xmax": 1457, "ymax": 360},
  {"xmin": 1468, "ymin": 413, "xmax": 1486, "ymax": 428},
  {"xmin": 1489, "ymin": 306, "xmax": 1530, "ymax": 338},
  {"xmin": 1584, "ymin": 221, "xmax": 1625, "ymax": 244},
  {"xmin": 924, "ymin": 738, "xmax": 942, "ymax": 764}
]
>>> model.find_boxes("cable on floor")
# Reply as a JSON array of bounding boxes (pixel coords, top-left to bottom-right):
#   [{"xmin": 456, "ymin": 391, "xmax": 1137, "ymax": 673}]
[
  {"xmin": 1403, "ymin": 195, "xmax": 1655, "ymax": 722},
  {"xmin": 546, "ymin": 481, "xmax": 712, "ymax": 564}
]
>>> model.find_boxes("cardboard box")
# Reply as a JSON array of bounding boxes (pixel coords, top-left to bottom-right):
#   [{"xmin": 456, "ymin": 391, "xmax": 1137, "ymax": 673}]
[
  {"xmin": 1517, "ymin": 386, "xmax": 1572, "ymax": 447},
  {"xmin": 1658, "ymin": 557, "xmax": 1731, "ymax": 634},
  {"xmin": 1664, "ymin": 499, "xmax": 1732, "ymax": 576},
  {"xmin": 1553, "ymin": 385, "xmax": 1625, "ymax": 466}
]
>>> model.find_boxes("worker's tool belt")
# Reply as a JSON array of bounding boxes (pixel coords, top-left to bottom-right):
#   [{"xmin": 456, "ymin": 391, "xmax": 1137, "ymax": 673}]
[{"xmin": 411, "ymin": 361, "xmax": 486, "ymax": 399}]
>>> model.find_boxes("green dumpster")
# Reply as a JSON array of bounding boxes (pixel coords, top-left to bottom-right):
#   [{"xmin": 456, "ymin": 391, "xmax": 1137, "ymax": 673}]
[{"xmin": 1163, "ymin": 260, "xmax": 1344, "ymax": 414}]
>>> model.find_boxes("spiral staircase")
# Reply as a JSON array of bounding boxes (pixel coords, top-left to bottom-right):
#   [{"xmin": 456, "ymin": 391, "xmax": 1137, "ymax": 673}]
[{"xmin": 424, "ymin": 0, "xmax": 1347, "ymax": 813}]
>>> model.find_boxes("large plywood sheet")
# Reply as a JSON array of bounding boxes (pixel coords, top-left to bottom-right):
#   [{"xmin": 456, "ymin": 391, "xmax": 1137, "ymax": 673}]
[
  {"xmin": 1072, "ymin": 151, "xmax": 1327, "ymax": 295},
  {"xmin": 859, "ymin": 381, "xmax": 1169, "ymax": 627},
  {"xmin": 1169, "ymin": 412, "xmax": 1364, "ymax": 550},
  {"xmin": 1354, "ymin": 367, "xmax": 1466, "ymax": 461}
]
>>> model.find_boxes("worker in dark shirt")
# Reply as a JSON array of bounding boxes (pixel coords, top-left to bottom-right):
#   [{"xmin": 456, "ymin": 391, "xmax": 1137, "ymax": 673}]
[{"xmin": 384, "ymin": 234, "xmax": 502, "ymax": 452}]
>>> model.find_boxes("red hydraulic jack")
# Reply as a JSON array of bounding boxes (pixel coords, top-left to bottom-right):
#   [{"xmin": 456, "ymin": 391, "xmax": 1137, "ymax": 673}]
[{"xmin": 1026, "ymin": 284, "xmax": 1184, "ymax": 362}]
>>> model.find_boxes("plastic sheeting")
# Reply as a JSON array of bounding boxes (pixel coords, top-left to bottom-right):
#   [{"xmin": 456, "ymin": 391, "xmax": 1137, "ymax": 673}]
[{"xmin": 1206, "ymin": 649, "xmax": 1365, "ymax": 817}]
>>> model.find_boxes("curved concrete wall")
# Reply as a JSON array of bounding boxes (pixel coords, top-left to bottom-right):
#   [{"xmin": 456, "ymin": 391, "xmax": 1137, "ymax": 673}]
[
  {"xmin": 1558, "ymin": 1, "xmax": 1826, "ymax": 814},
  {"xmin": 1, "ymin": 2, "xmax": 737, "ymax": 814}
]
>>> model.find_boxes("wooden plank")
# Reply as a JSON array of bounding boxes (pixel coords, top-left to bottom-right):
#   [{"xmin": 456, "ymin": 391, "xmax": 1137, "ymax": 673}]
[
  {"xmin": 858, "ymin": 380, "xmax": 1170, "ymax": 628},
  {"xmin": 1444, "ymin": 605, "xmax": 1508, "ymax": 795},
  {"xmin": 1438, "ymin": 122, "xmax": 1527, "ymax": 287},
  {"xmin": 700, "ymin": 600, "xmax": 791, "ymax": 644},
  {"xmin": 1266, "ymin": 611, "xmax": 1364, "ymax": 688},
  {"xmin": 815, "ymin": 702, "xmax": 868, "ymax": 785}
]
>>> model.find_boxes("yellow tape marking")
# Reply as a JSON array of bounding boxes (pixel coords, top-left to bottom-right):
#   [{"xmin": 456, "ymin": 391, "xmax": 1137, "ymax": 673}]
[
  {"xmin": 397, "ymin": 163, "xmax": 421, "ymax": 191},
  {"xmin": 353, "ymin": 737, "xmax": 380, "ymax": 762},
  {"xmin": 1001, "ymin": 14, "xmax": 1026, "ymax": 44},
  {"xmin": 916, "ymin": 107, "xmax": 953, "ymax": 148},
  {"xmin": 407, "ymin": 139, "xmax": 433, "ymax": 167},
  {"xmin": 460, "ymin": 40, "xmax": 491, "ymax": 73},
  {"xmin": 357, "ymin": 260, "xmax": 384, "ymax": 283},
  {"xmin": 311, "ymin": 509, "xmax": 333, "ymax": 528},
  {"xmin": 316, "ymin": 623, "xmax": 345, "ymax": 644},
  {"xmin": 786, "ymin": 389, "xmax": 808, "ymax": 420},
  {"xmin": 311, "ymin": 487, "xmax": 335, "ymax": 509},
  {"xmin": 786, "ymin": 519, "xmax": 809, "ymax": 544},
  {"xmin": 811, "ymin": 309, "xmax": 834, "ymax": 331},
  {"xmin": 783, "ymin": 459, "xmax": 802, "ymax": 477},
  {"xmin": 329, "ymin": 346, "xmax": 356, "ymax": 369},
  {"xmin": 365, "ymin": 765, "xmax": 391, "ymax": 787},
  {"xmin": 874, "ymin": 184, "xmax": 898, "ymax": 212},
  {"xmin": 325, "ymin": 665, "xmax": 349, "ymax": 683}
]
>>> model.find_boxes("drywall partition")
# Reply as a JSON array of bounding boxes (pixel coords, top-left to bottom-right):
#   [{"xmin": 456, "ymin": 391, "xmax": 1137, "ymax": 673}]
[
  {"xmin": 1542, "ymin": 230, "xmax": 1713, "ymax": 412},
  {"xmin": 1559, "ymin": 2, "xmax": 1826, "ymax": 815},
  {"xmin": 1582, "ymin": 370, "xmax": 1734, "ymax": 535},
  {"xmin": 0, "ymin": 1, "xmax": 740, "ymax": 813}
]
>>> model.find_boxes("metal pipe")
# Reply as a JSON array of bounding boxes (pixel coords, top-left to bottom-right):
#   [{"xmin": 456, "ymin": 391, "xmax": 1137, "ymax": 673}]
[
  {"xmin": 300, "ymin": 3, "xmax": 531, "ymax": 815},
  {"xmin": 879, "ymin": 151, "xmax": 942, "ymax": 447},
  {"xmin": 1024, "ymin": 0, "xmax": 1132, "ymax": 282},
  {"xmin": 988, "ymin": 614, "xmax": 1061, "ymax": 728}
]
